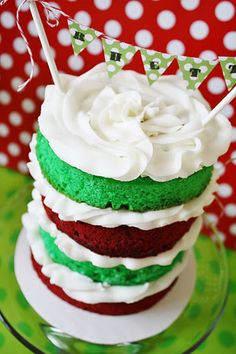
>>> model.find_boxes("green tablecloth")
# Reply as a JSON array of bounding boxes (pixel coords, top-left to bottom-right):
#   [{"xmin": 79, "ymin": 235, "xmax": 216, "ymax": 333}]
[{"xmin": 0, "ymin": 167, "xmax": 235, "ymax": 353}]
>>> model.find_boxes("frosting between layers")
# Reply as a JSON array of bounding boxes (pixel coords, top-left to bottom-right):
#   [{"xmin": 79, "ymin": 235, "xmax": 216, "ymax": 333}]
[
  {"xmin": 22, "ymin": 211, "xmax": 189, "ymax": 304},
  {"xmin": 30, "ymin": 194, "xmax": 201, "ymax": 268},
  {"xmin": 38, "ymin": 63, "xmax": 231, "ymax": 182},
  {"xmin": 28, "ymin": 141, "xmax": 218, "ymax": 229},
  {"xmin": 40, "ymin": 227, "xmax": 184, "ymax": 285}
]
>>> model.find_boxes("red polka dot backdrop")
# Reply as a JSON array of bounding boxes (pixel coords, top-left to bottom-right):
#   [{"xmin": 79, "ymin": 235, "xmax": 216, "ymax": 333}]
[{"xmin": 0, "ymin": 0, "xmax": 236, "ymax": 249}]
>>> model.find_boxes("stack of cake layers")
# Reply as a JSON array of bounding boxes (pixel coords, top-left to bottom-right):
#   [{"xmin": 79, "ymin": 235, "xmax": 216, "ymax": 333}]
[{"xmin": 23, "ymin": 64, "xmax": 231, "ymax": 315}]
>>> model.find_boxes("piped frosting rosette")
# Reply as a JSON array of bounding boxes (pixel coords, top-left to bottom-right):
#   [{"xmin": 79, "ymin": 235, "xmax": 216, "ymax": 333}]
[{"xmin": 24, "ymin": 64, "xmax": 232, "ymax": 315}]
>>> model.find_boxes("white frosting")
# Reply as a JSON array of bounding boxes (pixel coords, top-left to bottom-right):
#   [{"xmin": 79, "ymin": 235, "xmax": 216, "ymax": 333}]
[
  {"xmin": 22, "ymin": 211, "xmax": 189, "ymax": 304},
  {"xmin": 29, "ymin": 193, "xmax": 202, "ymax": 268},
  {"xmin": 38, "ymin": 63, "xmax": 231, "ymax": 182},
  {"xmin": 28, "ymin": 138, "xmax": 218, "ymax": 229}
]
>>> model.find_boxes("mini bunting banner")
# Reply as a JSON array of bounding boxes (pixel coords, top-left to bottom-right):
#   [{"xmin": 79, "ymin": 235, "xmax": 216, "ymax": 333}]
[
  {"xmin": 140, "ymin": 49, "xmax": 175, "ymax": 85},
  {"xmin": 219, "ymin": 57, "xmax": 236, "ymax": 91},
  {"xmin": 68, "ymin": 19, "xmax": 102, "ymax": 55},
  {"xmin": 177, "ymin": 56, "xmax": 218, "ymax": 90},
  {"xmin": 102, "ymin": 38, "xmax": 138, "ymax": 78}
]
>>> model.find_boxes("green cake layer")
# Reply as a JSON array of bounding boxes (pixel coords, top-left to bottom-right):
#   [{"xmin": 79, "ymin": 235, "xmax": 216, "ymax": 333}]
[
  {"xmin": 36, "ymin": 131, "xmax": 213, "ymax": 212},
  {"xmin": 40, "ymin": 227, "xmax": 184, "ymax": 286}
]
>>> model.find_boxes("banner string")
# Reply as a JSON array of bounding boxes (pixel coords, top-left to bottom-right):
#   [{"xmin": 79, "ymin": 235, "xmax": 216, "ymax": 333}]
[{"xmin": 0, "ymin": 0, "xmax": 72, "ymax": 91}]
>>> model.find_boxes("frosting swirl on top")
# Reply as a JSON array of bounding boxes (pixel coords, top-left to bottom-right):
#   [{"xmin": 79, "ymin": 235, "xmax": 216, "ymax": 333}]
[{"xmin": 39, "ymin": 63, "xmax": 231, "ymax": 181}]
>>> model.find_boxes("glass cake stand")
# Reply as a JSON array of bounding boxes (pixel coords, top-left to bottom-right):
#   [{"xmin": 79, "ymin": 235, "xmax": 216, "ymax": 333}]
[{"xmin": 0, "ymin": 183, "xmax": 228, "ymax": 354}]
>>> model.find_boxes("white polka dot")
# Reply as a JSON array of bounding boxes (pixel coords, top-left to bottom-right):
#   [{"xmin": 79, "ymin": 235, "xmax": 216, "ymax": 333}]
[
  {"xmin": 57, "ymin": 29, "xmax": 71, "ymax": 46},
  {"xmin": 94, "ymin": 0, "xmax": 111, "ymax": 10},
  {"xmin": 218, "ymin": 183, "xmax": 233, "ymax": 198},
  {"xmin": 199, "ymin": 50, "xmax": 217, "ymax": 60},
  {"xmin": 232, "ymin": 127, "xmax": 236, "ymax": 142},
  {"xmin": 166, "ymin": 39, "xmax": 185, "ymax": 55},
  {"xmin": 15, "ymin": 0, "xmax": 29, "ymax": 11},
  {"xmin": 111, "ymin": 47, "xmax": 119, "ymax": 53},
  {"xmin": 75, "ymin": 11, "xmax": 91, "ymax": 26},
  {"xmin": 104, "ymin": 20, "xmax": 122, "ymax": 38},
  {"xmin": 163, "ymin": 53, "xmax": 172, "ymax": 59},
  {"xmin": 190, "ymin": 21, "xmax": 209, "ymax": 40},
  {"xmin": 74, "ymin": 38, "xmax": 85, "ymax": 47},
  {"xmin": 8, "ymin": 143, "xmax": 20, "ymax": 156},
  {"xmin": 27, "ymin": 20, "xmax": 38, "ymax": 37},
  {"xmin": 9, "ymin": 112, "xmax": 22, "ymax": 126},
  {"xmin": 104, "ymin": 38, "xmax": 114, "ymax": 45},
  {"xmin": 0, "ymin": 153, "xmax": 8, "ymax": 166},
  {"xmin": 85, "ymin": 34, "xmax": 93, "ymax": 42},
  {"xmin": 13, "ymin": 37, "xmax": 27, "ymax": 54},
  {"xmin": 24, "ymin": 62, "xmax": 39, "ymax": 77},
  {"xmin": 107, "ymin": 64, "xmax": 116, "ymax": 72},
  {"xmin": 199, "ymin": 65, "xmax": 208, "ymax": 73},
  {"xmin": 0, "ymin": 123, "xmax": 9, "ymax": 137},
  {"xmin": 135, "ymin": 29, "xmax": 153, "ymax": 48},
  {"xmin": 125, "ymin": 1, "xmax": 143, "ymax": 20},
  {"xmin": 223, "ymin": 31, "xmax": 236, "ymax": 50},
  {"xmin": 126, "ymin": 52, "xmax": 134, "ymax": 60},
  {"xmin": 1, "ymin": 53, "xmax": 13, "ymax": 69},
  {"xmin": 184, "ymin": 63, "xmax": 192, "ymax": 70},
  {"xmin": 120, "ymin": 42, "xmax": 129, "ymax": 49},
  {"xmin": 180, "ymin": 0, "xmax": 200, "ymax": 10},
  {"xmin": 22, "ymin": 98, "xmax": 35, "ymax": 113},
  {"xmin": 116, "ymin": 58, "xmax": 124, "ymax": 67},
  {"xmin": 157, "ymin": 10, "xmax": 176, "ymax": 30},
  {"xmin": 68, "ymin": 55, "xmax": 84, "ymax": 71},
  {"xmin": 207, "ymin": 77, "xmax": 226, "ymax": 94},
  {"xmin": 214, "ymin": 161, "xmax": 226, "ymax": 176},
  {"xmin": 206, "ymin": 213, "xmax": 219, "ymax": 225},
  {"xmin": 19, "ymin": 131, "xmax": 31, "ymax": 145},
  {"xmin": 36, "ymin": 86, "xmax": 45, "ymax": 100},
  {"xmin": 225, "ymin": 204, "xmax": 236, "ymax": 217},
  {"xmin": 229, "ymin": 224, "xmax": 236, "ymax": 236},
  {"xmin": 149, "ymin": 73, "xmax": 158, "ymax": 81},
  {"xmin": 215, "ymin": 1, "xmax": 235, "ymax": 21},
  {"xmin": 18, "ymin": 161, "xmax": 28, "ymax": 174},
  {"xmin": 159, "ymin": 67, "xmax": 166, "ymax": 74},
  {"xmin": 87, "ymin": 38, "xmax": 103, "ymax": 55},
  {"xmin": 231, "ymin": 151, "xmax": 236, "ymax": 165},
  {"xmin": 221, "ymin": 104, "xmax": 234, "ymax": 119},
  {"xmin": 11, "ymin": 77, "xmax": 23, "ymax": 91},
  {"xmin": 0, "ymin": 11, "xmax": 15, "ymax": 29},
  {"xmin": 0, "ymin": 90, "xmax": 11, "ymax": 105}
]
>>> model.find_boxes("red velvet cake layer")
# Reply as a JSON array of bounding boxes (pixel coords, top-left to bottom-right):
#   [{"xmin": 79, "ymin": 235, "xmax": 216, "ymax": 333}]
[
  {"xmin": 42, "ymin": 197, "xmax": 195, "ymax": 258},
  {"xmin": 32, "ymin": 254, "xmax": 177, "ymax": 316}
]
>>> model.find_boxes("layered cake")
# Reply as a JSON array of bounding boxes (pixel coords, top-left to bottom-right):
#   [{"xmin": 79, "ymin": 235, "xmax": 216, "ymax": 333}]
[{"xmin": 23, "ymin": 63, "xmax": 231, "ymax": 315}]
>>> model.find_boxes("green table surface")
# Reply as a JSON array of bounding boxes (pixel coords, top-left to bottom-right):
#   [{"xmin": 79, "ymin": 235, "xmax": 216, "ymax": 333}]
[{"xmin": 0, "ymin": 167, "xmax": 235, "ymax": 354}]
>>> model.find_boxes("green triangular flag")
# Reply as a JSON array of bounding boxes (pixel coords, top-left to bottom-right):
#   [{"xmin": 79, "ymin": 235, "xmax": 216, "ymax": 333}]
[
  {"xmin": 219, "ymin": 57, "xmax": 236, "ymax": 91},
  {"xmin": 102, "ymin": 38, "xmax": 137, "ymax": 78},
  {"xmin": 140, "ymin": 49, "xmax": 175, "ymax": 85},
  {"xmin": 68, "ymin": 20, "xmax": 102, "ymax": 55},
  {"xmin": 177, "ymin": 56, "xmax": 218, "ymax": 90}
]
